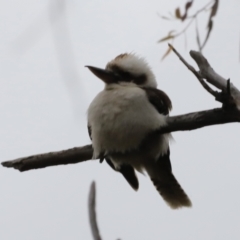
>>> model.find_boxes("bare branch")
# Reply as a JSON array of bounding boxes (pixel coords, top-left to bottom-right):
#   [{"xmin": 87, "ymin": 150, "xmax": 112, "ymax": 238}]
[
  {"xmin": 168, "ymin": 44, "xmax": 219, "ymax": 98},
  {"xmin": 190, "ymin": 51, "xmax": 240, "ymax": 108},
  {"xmin": 2, "ymin": 48, "xmax": 240, "ymax": 172},
  {"xmin": 2, "ymin": 109, "xmax": 240, "ymax": 172},
  {"xmin": 88, "ymin": 181, "xmax": 102, "ymax": 240},
  {"xmin": 190, "ymin": 50, "xmax": 227, "ymax": 90},
  {"xmin": 163, "ymin": 108, "xmax": 240, "ymax": 132},
  {"xmin": 1, "ymin": 145, "xmax": 93, "ymax": 171}
]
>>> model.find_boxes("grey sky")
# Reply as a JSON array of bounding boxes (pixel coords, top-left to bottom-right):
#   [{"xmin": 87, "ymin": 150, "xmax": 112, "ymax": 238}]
[{"xmin": 1, "ymin": 0, "xmax": 240, "ymax": 239}]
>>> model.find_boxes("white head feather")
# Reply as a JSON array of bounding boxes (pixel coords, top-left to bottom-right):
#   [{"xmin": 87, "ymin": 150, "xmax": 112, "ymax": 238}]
[{"xmin": 106, "ymin": 53, "xmax": 157, "ymax": 88}]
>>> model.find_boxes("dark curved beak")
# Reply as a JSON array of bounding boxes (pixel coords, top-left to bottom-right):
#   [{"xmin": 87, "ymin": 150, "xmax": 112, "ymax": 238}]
[{"xmin": 85, "ymin": 66, "xmax": 119, "ymax": 84}]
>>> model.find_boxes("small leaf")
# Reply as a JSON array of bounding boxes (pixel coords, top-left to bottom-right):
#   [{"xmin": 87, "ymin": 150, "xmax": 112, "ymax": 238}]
[
  {"xmin": 159, "ymin": 15, "xmax": 171, "ymax": 20},
  {"xmin": 181, "ymin": 0, "xmax": 194, "ymax": 21},
  {"xmin": 158, "ymin": 35, "xmax": 174, "ymax": 43},
  {"xmin": 185, "ymin": 0, "xmax": 193, "ymax": 10},
  {"xmin": 201, "ymin": 20, "xmax": 213, "ymax": 50},
  {"xmin": 210, "ymin": 0, "xmax": 219, "ymax": 18},
  {"xmin": 168, "ymin": 30, "xmax": 176, "ymax": 35},
  {"xmin": 195, "ymin": 20, "xmax": 201, "ymax": 51},
  {"xmin": 161, "ymin": 46, "xmax": 172, "ymax": 61},
  {"xmin": 157, "ymin": 12, "xmax": 172, "ymax": 20},
  {"xmin": 200, "ymin": 0, "xmax": 217, "ymax": 50},
  {"xmin": 175, "ymin": 8, "xmax": 181, "ymax": 19}
]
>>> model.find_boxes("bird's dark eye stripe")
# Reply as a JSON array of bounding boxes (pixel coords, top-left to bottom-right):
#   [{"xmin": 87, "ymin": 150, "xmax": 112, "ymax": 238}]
[
  {"xmin": 110, "ymin": 66, "xmax": 147, "ymax": 85},
  {"xmin": 133, "ymin": 74, "xmax": 147, "ymax": 84}
]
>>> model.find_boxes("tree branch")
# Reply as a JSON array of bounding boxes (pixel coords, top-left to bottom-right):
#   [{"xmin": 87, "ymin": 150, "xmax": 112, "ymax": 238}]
[
  {"xmin": 2, "ymin": 108, "xmax": 240, "ymax": 172},
  {"xmin": 163, "ymin": 108, "xmax": 240, "ymax": 132},
  {"xmin": 168, "ymin": 43, "xmax": 219, "ymax": 99},
  {"xmin": 1, "ymin": 145, "xmax": 93, "ymax": 171},
  {"xmin": 88, "ymin": 181, "xmax": 102, "ymax": 240},
  {"xmin": 2, "ymin": 48, "xmax": 240, "ymax": 172},
  {"xmin": 190, "ymin": 50, "xmax": 240, "ymax": 108},
  {"xmin": 190, "ymin": 50, "xmax": 228, "ymax": 90}
]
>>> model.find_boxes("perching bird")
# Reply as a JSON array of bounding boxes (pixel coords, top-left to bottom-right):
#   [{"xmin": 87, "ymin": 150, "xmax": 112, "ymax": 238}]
[{"xmin": 86, "ymin": 53, "xmax": 191, "ymax": 209}]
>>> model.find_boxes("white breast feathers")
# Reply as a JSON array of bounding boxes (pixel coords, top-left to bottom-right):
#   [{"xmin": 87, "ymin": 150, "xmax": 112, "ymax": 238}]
[{"xmin": 87, "ymin": 83, "xmax": 167, "ymax": 159}]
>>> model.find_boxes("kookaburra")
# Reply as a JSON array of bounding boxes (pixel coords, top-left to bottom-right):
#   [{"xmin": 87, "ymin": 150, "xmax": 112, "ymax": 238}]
[{"xmin": 86, "ymin": 53, "xmax": 191, "ymax": 209}]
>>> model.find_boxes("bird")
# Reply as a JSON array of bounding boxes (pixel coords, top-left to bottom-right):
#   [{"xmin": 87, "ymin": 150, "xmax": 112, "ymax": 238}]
[{"xmin": 86, "ymin": 53, "xmax": 191, "ymax": 209}]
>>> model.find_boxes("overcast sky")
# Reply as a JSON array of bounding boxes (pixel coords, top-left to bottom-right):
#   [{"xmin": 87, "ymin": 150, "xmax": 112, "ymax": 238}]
[{"xmin": 1, "ymin": 0, "xmax": 240, "ymax": 239}]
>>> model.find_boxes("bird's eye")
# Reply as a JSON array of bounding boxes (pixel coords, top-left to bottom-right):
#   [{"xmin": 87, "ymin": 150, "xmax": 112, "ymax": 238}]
[{"xmin": 133, "ymin": 74, "xmax": 147, "ymax": 85}]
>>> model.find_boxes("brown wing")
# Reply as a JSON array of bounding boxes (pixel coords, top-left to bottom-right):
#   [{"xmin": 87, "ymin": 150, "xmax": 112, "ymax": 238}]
[
  {"xmin": 87, "ymin": 125, "xmax": 92, "ymax": 140},
  {"xmin": 142, "ymin": 88, "xmax": 191, "ymax": 208},
  {"xmin": 141, "ymin": 87, "xmax": 172, "ymax": 115}
]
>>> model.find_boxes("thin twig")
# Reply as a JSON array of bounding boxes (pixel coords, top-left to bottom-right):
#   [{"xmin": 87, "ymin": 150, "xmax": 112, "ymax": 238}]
[
  {"xmin": 159, "ymin": 0, "xmax": 216, "ymax": 54},
  {"xmin": 187, "ymin": 0, "xmax": 214, "ymax": 19},
  {"xmin": 168, "ymin": 44, "xmax": 219, "ymax": 98},
  {"xmin": 173, "ymin": 18, "xmax": 194, "ymax": 38},
  {"xmin": 88, "ymin": 181, "xmax": 102, "ymax": 240}
]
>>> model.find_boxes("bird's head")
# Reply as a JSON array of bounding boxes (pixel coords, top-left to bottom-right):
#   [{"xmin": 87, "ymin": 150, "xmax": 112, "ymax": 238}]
[{"xmin": 86, "ymin": 53, "xmax": 157, "ymax": 88}]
